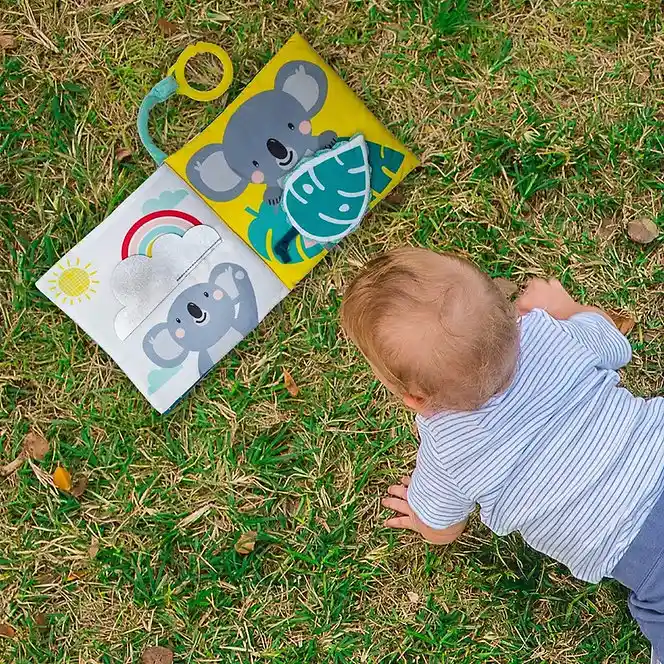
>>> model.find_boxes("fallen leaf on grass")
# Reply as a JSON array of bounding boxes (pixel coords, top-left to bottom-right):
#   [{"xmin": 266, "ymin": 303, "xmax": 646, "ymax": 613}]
[
  {"xmin": 634, "ymin": 71, "xmax": 650, "ymax": 87},
  {"xmin": 35, "ymin": 572, "xmax": 58, "ymax": 586},
  {"xmin": 627, "ymin": 217, "xmax": 659, "ymax": 244},
  {"xmin": 234, "ymin": 530, "xmax": 257, "ymax": 555},
  {"xmin": 0, "ymin": 455, "xmax": 25, "ymax": 477},
  {"xmin": 208, "ymin": 11, "xmax": 232, "ymax": 22},
  {"xmin": 0, "ymin": 35, "xmax": 17, "ymax": 50},
  {"xmin": 70, "ymin": 475, "xmax": 88, "ymax": 498},
  {"xmin": 407, "ymin": 591, "xmax": 420, "ymax": 604},
  {"xmin": 115, "ymin": 146, "xmax": 132, "ymax": 163},
  {"xmin": 88, "ymin": 537, "xmax": 100, "ymax": 558},
  {"xmin": 283, "ymin": 369, "xmax": 299, "ymax": 396},
  {"xmin": 385, "ymin": 190, "xmax": 406, "ymax": 207},
  {"xmin": 34, "ymin": 612, "xmax": 49, "ymax": 634},
  {"xmin": 23, "ymin": 432, "xmax": 49, "ymax": 461},
  {"xmin": 142, "ymin": 645, "xmax": 174, "ymax": 664},
  {"xmin": 157, "ymin": 18, "xmax": 179, "ymax": 35},
  {"xmin": 609, "ymin": 313, "xmax": 636, "ymax": 336},
  {"xmin": 52, "ymin": 466, "xmax": 72, "ymax": 492},
  {"xmin": 1, "ymin": 431, "xmax": 50, "ymax": 477},
  {"xmin": 493, "ymin": 277, "xmax": 518, "ymax": 299},
  {"xmin": 0, "ymin": 623, "xmax": 16, "ymax": 637},
  {"xmin": 596, "ymin": 216, "xmax": 617, "ymax": 241}
]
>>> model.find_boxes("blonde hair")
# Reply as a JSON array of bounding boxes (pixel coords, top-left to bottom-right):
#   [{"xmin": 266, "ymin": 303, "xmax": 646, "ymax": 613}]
[{"xmin": 340, "ymin": 247, "xmax": 519, "ymax": 412}]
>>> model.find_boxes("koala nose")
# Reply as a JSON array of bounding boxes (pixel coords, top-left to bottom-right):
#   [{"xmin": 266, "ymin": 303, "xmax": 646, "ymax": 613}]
[
  {"xmin": 266, "ymin": 138, "xmax": 288, "ymax": 159},
  {"xmin": 187, "ymin": 302, "xmax": 202, "ymax": 319}
]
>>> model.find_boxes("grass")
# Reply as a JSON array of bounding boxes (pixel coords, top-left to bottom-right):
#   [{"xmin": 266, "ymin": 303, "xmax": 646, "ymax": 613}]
[{"xmin": 1, "ymin": 0, "xmax": 664, "ymax": 661}]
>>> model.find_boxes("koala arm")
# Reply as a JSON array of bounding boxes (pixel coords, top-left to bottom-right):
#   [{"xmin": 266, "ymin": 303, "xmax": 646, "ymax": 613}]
[
  {"xmin": 209, "ymin": 263, "xmax": 260, "ymax": 336},
  {"xmin": 263, "ymin": 185, "xmax": 283, "ymax": 206},
  {"xmin": 143, "ymin": 323, "xmax": 189, "ymax": 368},
  {"xmin": 315, "ymin": 130, "xmax": 337, "ymax": 151}
]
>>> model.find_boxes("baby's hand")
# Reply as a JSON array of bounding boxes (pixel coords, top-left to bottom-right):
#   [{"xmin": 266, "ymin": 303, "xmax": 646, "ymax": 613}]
[
  {"xmin": 382, "ymin": 477, "xmax": 466, "ymax": 545},
  {"xmin": 517, "ymin": 278, "xmax": 595, "ymax": 320},
  {"xmin": 382, "ymin": 476, "xmax": 418, "ymax": 531}
]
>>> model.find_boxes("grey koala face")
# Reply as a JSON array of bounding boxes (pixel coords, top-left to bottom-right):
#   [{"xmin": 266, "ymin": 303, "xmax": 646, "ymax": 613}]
[
  {"xmin": 185, "ymin": 60, "xmax": 334, "ymax": 205},
  {"xmin": 224, "ymin": 91, "xmax": 314, "ymax": 185},
  {"xmin": 166, "ymin": 281, "xmax": 234, "ymax": 352},
  {"xmin": 143, "ymin": 262, "xmax": 259, "ymax": 376}
]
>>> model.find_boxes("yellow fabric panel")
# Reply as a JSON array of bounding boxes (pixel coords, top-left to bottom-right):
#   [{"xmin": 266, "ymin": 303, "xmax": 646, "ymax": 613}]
[{"xmin": 167, "ymin": 33, "xmax": 419, "ymax": 289}]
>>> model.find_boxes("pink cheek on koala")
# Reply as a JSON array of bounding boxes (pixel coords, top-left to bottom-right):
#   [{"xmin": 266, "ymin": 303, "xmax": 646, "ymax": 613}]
[
  {"xmin": 175, "ymin": 328, "xmax": 185, "ymax": 339},
  {"xmin": 251, "ymin": 170, "xmax": 264, "ymax": 184},
  {"xmin": 213, "ymin": 290, "xmax": 224, "ymax": 300},
  {"xmin": 299, "ymin": 120, "xmax": 312, "ymax": 135}
]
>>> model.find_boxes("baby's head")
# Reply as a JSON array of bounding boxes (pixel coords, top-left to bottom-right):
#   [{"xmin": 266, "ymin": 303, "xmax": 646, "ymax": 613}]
[{"xmin": 341, "ymin": 247, "xmax": 519, "ymax": 414}]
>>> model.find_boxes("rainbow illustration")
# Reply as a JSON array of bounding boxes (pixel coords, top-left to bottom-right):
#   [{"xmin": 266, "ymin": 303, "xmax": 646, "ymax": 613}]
[{"xmin": 121, "ymin": 209, "xmax": 202, "ymax": 259}]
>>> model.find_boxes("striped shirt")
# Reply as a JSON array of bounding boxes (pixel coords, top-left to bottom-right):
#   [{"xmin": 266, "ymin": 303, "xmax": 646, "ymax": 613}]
[{"xmin": 407, "ymin": 309, "xmax": 664, "ymax": 582}]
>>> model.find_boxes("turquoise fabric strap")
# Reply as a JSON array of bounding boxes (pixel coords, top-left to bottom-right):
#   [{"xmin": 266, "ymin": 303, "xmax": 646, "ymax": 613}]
[{"xmin": 137, "ymin": 75, "xmax": 179, "ymax": 166}]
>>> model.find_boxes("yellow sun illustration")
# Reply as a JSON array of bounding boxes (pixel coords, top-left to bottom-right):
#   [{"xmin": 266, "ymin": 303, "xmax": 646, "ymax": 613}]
[{"xmin": 48, "ymin": 258, "xmax": 99, "ymax": 305}]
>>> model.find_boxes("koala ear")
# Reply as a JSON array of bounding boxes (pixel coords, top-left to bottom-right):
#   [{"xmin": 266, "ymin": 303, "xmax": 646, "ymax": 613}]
[
  {"xmin": 275, "ymin": 61, "xmax": 329, "ymax": 116},
  {"xmin": 143, "ymin": 322, "xmax": 189, "ymax": 368},
  {"xmin": 185, "ymin": 144, "xmax": 249, "ymax": 202}
]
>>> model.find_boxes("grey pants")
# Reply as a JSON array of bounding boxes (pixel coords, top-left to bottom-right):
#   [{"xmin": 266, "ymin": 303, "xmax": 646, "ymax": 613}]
[{"xmin": 612, "ymin": 488, "xmax": 664, "ymax": 662}]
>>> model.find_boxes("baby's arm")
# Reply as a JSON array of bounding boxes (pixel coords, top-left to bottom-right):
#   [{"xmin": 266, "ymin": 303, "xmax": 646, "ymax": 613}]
[
  {"xmin": 382, "ymin": 476, "xmax": 467, "ymax": 544},
  {"xmin": 517, "ymin": 278, "xmax": 632, "ymax": 370},
  {"xmin": 516, "ymin": 277, "xmax": 613, "ymax": 324}
]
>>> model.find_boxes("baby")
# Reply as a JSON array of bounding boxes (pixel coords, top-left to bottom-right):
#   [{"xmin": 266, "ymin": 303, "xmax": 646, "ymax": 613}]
[{"xmin": 341, "ymin": 247, "xmax": 664, "ymax": 663}]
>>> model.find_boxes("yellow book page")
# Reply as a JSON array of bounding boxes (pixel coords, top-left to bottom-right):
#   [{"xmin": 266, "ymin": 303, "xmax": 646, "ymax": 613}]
[{"xmin": 167, "ymin": 33, "xmax": 419, "ymax": 289}]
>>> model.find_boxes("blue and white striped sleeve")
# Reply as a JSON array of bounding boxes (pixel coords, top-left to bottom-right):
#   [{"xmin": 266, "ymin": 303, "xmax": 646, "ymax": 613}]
[
  {"xmin": 556, "ymin": 312, "xmax": 632, "ymax": 370},
  {"xmin": 407, "ymin": 422, "xmax": 475, "ymax": 529}
]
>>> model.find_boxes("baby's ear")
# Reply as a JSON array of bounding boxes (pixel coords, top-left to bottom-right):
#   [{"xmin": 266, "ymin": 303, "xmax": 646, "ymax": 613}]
[
  {"xmin": 403, "ymin": 393, "xmax": 427, "ymax": 413},
  {"xmin": 185, "ymin": 144, "xmax": 249, "ymax": 202}
]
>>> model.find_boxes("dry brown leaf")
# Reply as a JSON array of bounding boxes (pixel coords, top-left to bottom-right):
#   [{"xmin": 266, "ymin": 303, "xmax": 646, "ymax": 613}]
[
  {"xmin": 34, "ymin": 612, "xmax": 49, "ymax": 634},
  {"xmin": 0, "ymin": 34, "xmax": 17, "ymax": 50},
  {"xmin": 35, "ymin": 572, "xmax": 58, "ymax": 585},
  {"xmin": 627, "ymin": 217, "xmax": 659, "ymax": 244},
  {"xmin": 88, "ymin": 537, "xmax": 100, "ymax": 558},
  {"xmin": 596, "ymin": 216, "xmax": 617, "ymax": 241},
  {"xmin": 0, "ymin": 455, "xmax": 25, "ymax": 477},
  {"xmin": 283, "ymin": 369, "xmax": 299, "ymax": 396},
  {"xmin": 142, "ymin": 645, "xmax": 174, "ymax": 664},
  {"xmin": 234, "ymin": 530, "xmax": 257, "ymax": 555},
  {"xmin": 493, "ymin": 277, "xmax": 518, "ymax": 299},
  {"xmin": 70, "ymin": 475, "xmax": 88, "ymax": 498},
  {"xmin": 115, "ymin": 146, "xmax": 132, "ymax": 163},
  {"xmin": 157, "ymin": 18, "xmax": 179, "ymax": 35},
  {"xmin": 609, "ymin": 313, "xmax": 636, "ymax": 336},
  {"xmin": 634, "ymin": 71, "xmax": 650, "ymax": 87},
  {"xmin": 0, "ymin": 623, "xmax": 16, "ymax": 638},
  {"xmin": 406, "ymin": 591, "xmax": 420, "ymax": 604},
  {"xmin": 52, "ymin": 466, "xmax": 72, "ymax": 492},
  {"xmin": 22, "ymin": 432, "xmax": 49, "ymax": 461},
  {"xmin": 385, "ymin": 190, "xmax": 406, "ymax": 207}
]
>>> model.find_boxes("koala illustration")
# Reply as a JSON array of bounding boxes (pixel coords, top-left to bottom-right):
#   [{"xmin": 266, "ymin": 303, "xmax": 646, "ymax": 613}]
[
  {"xmin": 186, "ymin": 60, "xmax": 337, "ymax": 208},
  {"xmin": 143, "ymin": 262, "xmax": 258, "ymax": 377}
]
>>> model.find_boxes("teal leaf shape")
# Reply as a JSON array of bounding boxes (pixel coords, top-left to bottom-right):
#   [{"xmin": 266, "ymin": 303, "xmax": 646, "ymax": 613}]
[{"xmin": 282, "ymin": 134, "xmax": 371, "ymax": 243}]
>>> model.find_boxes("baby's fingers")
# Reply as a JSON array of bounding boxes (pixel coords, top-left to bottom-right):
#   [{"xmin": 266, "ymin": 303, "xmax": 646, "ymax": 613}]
[
  {"xmin": 384, "ymin": 515, "xmax": 417, "ymax": 530},
  {"xmin": 387, "ymin": 483, "xmax": 408, "ymax": 500},
  {"xmin": 382, "ymin": 496, "xmax": 411, "ymax": 516}
]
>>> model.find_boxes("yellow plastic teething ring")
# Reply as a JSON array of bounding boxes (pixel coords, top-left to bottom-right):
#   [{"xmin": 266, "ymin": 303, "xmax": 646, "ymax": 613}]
[{"xmin": 168, "ymin": 42, "xmax": 233, "ymax": 102}]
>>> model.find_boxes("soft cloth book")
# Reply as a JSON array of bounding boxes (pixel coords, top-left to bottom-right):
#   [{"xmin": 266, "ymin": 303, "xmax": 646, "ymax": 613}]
[{"xmin": 37, "ymin": 34, "xmax": 418, "ymax": 413}]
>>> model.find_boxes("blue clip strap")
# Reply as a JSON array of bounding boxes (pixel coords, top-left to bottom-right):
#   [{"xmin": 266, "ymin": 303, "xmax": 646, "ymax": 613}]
[{"xmin": 137, "ymin": 75, "xmax": 179, "ymax": 166}]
